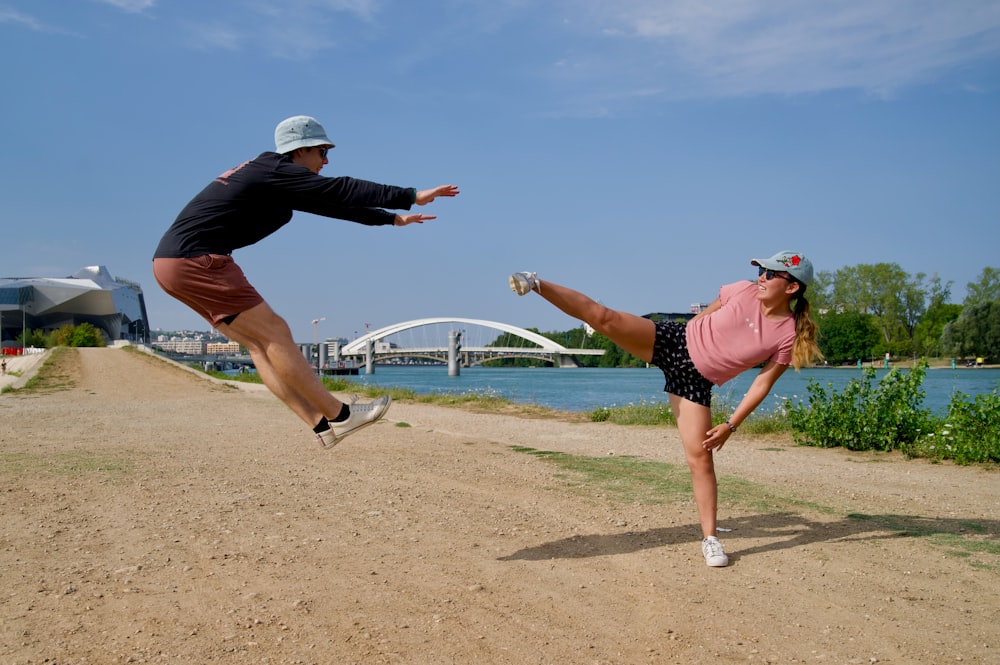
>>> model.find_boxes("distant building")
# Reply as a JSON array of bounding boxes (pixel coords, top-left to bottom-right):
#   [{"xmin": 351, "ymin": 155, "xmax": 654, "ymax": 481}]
[
  {"xmin": 153, "ymin": 339, "xmax": 206, "ymax": 355},
  {"xmin": 0, "ymin": 265, "xmax": 149, "ymax": 346},
  {"xmin": 643, "ymin": 311, "xmax": 699, "ymax": 323},
  {"xmin": 206, "ymin": 341, "xmax": 242, "ymax": 355}
]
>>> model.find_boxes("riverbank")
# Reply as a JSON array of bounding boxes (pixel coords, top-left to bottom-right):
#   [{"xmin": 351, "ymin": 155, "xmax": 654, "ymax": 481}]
[
  {"xmin": 1, "ymin": 346, "xmax": 997, "ymax": 664},
  {"xmin": 818, "ymin": 358, "xmax": 998, "ymax": 370}
]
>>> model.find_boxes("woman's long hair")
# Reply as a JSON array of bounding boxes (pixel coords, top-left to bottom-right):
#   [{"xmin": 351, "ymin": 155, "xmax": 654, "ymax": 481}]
[{"xmin": 791, "ymin": 286, "xmax": 823, "ymax": 370}]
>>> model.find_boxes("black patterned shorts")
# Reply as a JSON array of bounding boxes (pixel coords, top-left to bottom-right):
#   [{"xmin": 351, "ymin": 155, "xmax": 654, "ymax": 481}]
[{"xmin": 650, "ymin": 321, "xmax": 713, "ymax": 408}]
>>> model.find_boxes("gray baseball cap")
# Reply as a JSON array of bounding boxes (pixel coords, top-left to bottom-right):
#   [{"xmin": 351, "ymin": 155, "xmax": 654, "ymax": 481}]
[
  {"xmin": 751, "ymin": 250, "xmax": 814, "ymax": 285},
  {"xmin": 274, "ymin": 115, "xmax": 335, "ymax": 154}
]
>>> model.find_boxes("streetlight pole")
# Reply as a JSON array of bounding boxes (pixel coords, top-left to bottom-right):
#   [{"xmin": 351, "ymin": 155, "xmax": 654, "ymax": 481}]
[{"xmin": 312, "ymin": 317, "xmax": 326, "ymax": 372}]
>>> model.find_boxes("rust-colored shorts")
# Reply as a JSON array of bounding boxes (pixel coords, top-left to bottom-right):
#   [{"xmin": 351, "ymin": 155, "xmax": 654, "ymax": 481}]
[{"xmin": 152, "ymin": 255, "xmax": 264, "ymax": 327}]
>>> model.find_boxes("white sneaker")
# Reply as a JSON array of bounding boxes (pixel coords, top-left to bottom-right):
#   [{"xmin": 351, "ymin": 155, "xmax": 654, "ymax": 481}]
[
  {"xmin": 702, "ymin": 536, "xmax": 729, "ymax": 567},
  {"xmin": 509, "ymin": 271, "xmax": 540, "ymax": 296},
  {"xmin": 316, "ymin": 428, "xmax": 338, "ymax": 448},
  {"xmin": 316, "ymin": 395, "xmax": 392, "ymax": 449}
]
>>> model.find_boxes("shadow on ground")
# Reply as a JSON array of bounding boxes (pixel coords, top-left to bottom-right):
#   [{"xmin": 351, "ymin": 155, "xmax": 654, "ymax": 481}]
[{"xmin": 498, "ymin": 512, "xmax": 999, "ymax": 565}]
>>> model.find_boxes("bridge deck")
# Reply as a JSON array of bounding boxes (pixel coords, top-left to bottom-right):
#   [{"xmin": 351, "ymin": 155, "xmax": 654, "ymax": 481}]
[{"xmin": 345, "ymin": 346, "xmax": 604, "ymax": 356}]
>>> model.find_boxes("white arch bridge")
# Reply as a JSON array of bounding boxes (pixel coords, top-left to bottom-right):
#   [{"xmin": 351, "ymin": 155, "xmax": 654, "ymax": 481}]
[{"xmin": 334, "ymin": 317, "xmax": 604, "ymax": 371}]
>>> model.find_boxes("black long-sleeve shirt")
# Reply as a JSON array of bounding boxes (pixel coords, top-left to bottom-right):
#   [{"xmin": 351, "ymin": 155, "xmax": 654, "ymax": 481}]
[{"xmin": 154, "ymin": 152, "xmax": 416, "ymax": 258}]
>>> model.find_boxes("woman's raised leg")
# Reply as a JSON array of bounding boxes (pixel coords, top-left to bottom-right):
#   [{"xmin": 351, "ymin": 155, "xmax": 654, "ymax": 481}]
[{"xmin": 514, "ymin": 274, "xmax": 656, "ymax": 362}]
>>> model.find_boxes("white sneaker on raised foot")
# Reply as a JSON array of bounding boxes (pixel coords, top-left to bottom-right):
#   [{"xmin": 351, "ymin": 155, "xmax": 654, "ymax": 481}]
[
  {"xmin": 509, "ymin": 271, "xmax": 540, "ymax": 296},
  {"xmin": 316, "ymin": 395, "xmax": 392, "ymax": 449},
  {"xmin": 702, "ymin": 536, "xmax": 729, "ymax": 567}
]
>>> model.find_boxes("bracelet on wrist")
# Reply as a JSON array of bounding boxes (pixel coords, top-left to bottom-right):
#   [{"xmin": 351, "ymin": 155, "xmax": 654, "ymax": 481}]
[{"xmin": 724, "ymin": 420, "xmax": 737, "ymax": 433}]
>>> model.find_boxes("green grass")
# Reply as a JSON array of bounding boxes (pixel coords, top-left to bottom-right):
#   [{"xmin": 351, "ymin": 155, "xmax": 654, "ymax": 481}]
[
  {"xmin": 512, "ymin": 446, "xmax": 998, "ymax": 573},
  {"xmin": 0, "ymin": 450, "xmax": 134, "ymax": 480},
  {"xmin": 510, "ymin": 446, "xmax": 825, "ymax": 513},
  {"xmin": 588, "ymin": 399, "xmax": 675, "ymax": 426},
  {"xmin": 3, "ymin": 347, "xmax": 76, "ymax": 394},
  {"xmin": 848, "ymin": 513, "xmax": 1000, "ymax": 571},
  {"xmin": 587, "ymin": 395, "xmax": 793, "ymax": 435},
  {"xmin": 510, "ymin": 446, "xmax": 692, "ymax": 504}
]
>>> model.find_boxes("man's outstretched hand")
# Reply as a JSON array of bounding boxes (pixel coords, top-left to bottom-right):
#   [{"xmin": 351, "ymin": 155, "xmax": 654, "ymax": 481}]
[
  {"xmin": 415, "ymin": 184, "xmax": 460, "ymax": 205},
  {"xmin": 395, "ymin": 213, "xmax": 437, "ymax": 226},
  {"xmin": 397, "ymin": 184, "xmax": 458, "ymax": 224}
]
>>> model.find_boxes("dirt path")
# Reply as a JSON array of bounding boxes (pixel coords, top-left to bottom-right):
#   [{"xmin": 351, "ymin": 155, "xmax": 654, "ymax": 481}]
[{"xmin": 1, "ymin": 347, "xmax": 997, "ymax": 664}]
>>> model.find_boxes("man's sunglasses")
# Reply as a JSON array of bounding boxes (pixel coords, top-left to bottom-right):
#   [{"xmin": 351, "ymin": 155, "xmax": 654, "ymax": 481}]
[
  {"xmin": 315, "ymin": 147, "xmax": 329, "ymax": 159},
  {"xmin": 758, "ymin": 266, "xmax": 793, "ymax": 282}
]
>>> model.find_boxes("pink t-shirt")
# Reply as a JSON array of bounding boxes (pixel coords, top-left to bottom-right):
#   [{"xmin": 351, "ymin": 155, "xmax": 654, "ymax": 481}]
[{"xmin": 685, "ymin": 281, "xmax": 795, "ymax": 386}]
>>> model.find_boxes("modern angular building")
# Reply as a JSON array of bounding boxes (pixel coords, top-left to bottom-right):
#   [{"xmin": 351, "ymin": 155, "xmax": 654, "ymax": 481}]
[{"xmin": 0, "ymin": 266, "xmax": 150, "ymax": 347}]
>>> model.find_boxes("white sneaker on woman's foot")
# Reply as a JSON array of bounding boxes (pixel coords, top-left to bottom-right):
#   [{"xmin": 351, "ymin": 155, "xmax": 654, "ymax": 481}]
[
  {"xmin": 509, "ymin": 271, "xmax": 539, "ymax": 295},
  {"xmin": 702, "ymin": 536, "xmax": 729, "ymax": 567}
]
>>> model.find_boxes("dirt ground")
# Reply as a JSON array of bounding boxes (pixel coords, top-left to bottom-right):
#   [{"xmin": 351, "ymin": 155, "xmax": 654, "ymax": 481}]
[{"xmin": 1, "ymin": 347, "xmax": 997, "ymax": 665}]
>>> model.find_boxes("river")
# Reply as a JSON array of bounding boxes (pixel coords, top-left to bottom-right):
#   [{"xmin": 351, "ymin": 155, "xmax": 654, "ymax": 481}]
[{"xmin": 346, "ymin": 364, "xmax": 1000, "ymax": 416}]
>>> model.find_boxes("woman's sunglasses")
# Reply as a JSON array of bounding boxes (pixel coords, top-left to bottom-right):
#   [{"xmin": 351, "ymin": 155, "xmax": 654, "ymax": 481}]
[{"xmin": 758, "ymin": 266, "xmax": 793, "ymax": 282}]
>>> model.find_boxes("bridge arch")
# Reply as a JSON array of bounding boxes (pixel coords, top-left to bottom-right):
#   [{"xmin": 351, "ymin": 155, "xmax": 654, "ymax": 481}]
[{"xmin": 340, "ymin": 317, "xmax": 570, "ymax": 354}]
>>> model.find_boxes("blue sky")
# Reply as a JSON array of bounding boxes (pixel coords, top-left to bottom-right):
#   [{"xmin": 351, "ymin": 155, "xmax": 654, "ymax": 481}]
[{"xmin": 2, "ymin": 0, "xmax": 998, "ymax": 342}]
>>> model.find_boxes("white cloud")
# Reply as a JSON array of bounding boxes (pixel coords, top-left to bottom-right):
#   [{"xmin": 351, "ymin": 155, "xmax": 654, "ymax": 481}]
[
  {"xmin": 178, "ymin": 0, "xmax": 380, "ymax": 59},
  {"xmin": 572, "ymin": 0, "xmax": 1000, "ymax": 97},
  {"xmin": 0, "ymin": 6, "xmax": 48, "ymax": 30},
  {"xmin": 96, "ymin": 0, "xmax": 156, "ymax": 13},
  {"xmin": 251, "ymin": 0, "xmax": 380, "ymax": 23},
  {"xmin": 183, "ymin": 21, "xmax": 242, "ymax": 52},
  {"xmin": 0, "ymin": 6, "xmax": 82, "ymax": 35},
  {"xmin": 314, "ymin": 0, "xmax": 379, "ymax": 22}
]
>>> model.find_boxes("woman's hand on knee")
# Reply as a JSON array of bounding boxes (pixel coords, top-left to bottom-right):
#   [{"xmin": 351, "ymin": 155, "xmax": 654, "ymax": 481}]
[{"xmin": 702, "ymin": 424, "xmax": 733, "ymax": 451}]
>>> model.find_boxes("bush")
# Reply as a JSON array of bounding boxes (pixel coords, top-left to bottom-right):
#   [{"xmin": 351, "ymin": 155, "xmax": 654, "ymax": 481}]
[
  {"xmin": 905, "ymin": 390, "xmax": 1000, "ymax": 465},
  {"xmin": 68, "ymin": 322, "xmax": 106, "ymax": 347},
  {"xmin": 785, "ymin": 363, "xmax": 935, "ymax": 451},
  {"xmin": 18, "ymin": 324, "xmax": 106, "ymax": 348}
]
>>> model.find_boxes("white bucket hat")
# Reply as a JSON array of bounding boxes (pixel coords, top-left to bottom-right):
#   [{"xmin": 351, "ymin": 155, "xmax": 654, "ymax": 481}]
[{"xmin": 274, "ymin": 115, "xmax": 335, "ymax": 154}]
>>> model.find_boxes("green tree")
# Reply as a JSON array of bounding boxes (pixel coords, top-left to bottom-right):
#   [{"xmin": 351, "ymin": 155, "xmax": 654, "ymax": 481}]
[
  {"xmin": 907, "ymin": 273, "xmax": 952, "ymax": 358},
  {"xmin": 485, "ymin": 329, "xmax": 543, "ymax": 367},
  {"xmin": 964, "ymin": 266, "xmax": 1000, "ymax": 305},
  {"xmin": 913, "ymin": 303, "xmax": 962, "ymax": 358},
  {"xmin": 816, "ymin": 311, "xmax": 881, "ymax": 364},
  {"xmin": 942, "ymin": 300, "xmax": 1000, "ymax": 361},
  {"xmin": 808, "ymin": 270, "xmax": 835, "ymax": 313},
  {"xmin": 820, "ymin": 262, "xmax": 1000, "ymax": 363},
  {"xmin": 17, "ymin": 328, "xmax": 47, "ymax": 348},
  {"xmin": 897, "ymin": 272, "xmax": 956, "ymax": 359},
  {"xmin": 830, "ymin": 263, "xmax": 914, "ymax": 357},
  {"xmin": 899, "ymin": 273, "xmax": 928, "ymax": 343}
]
